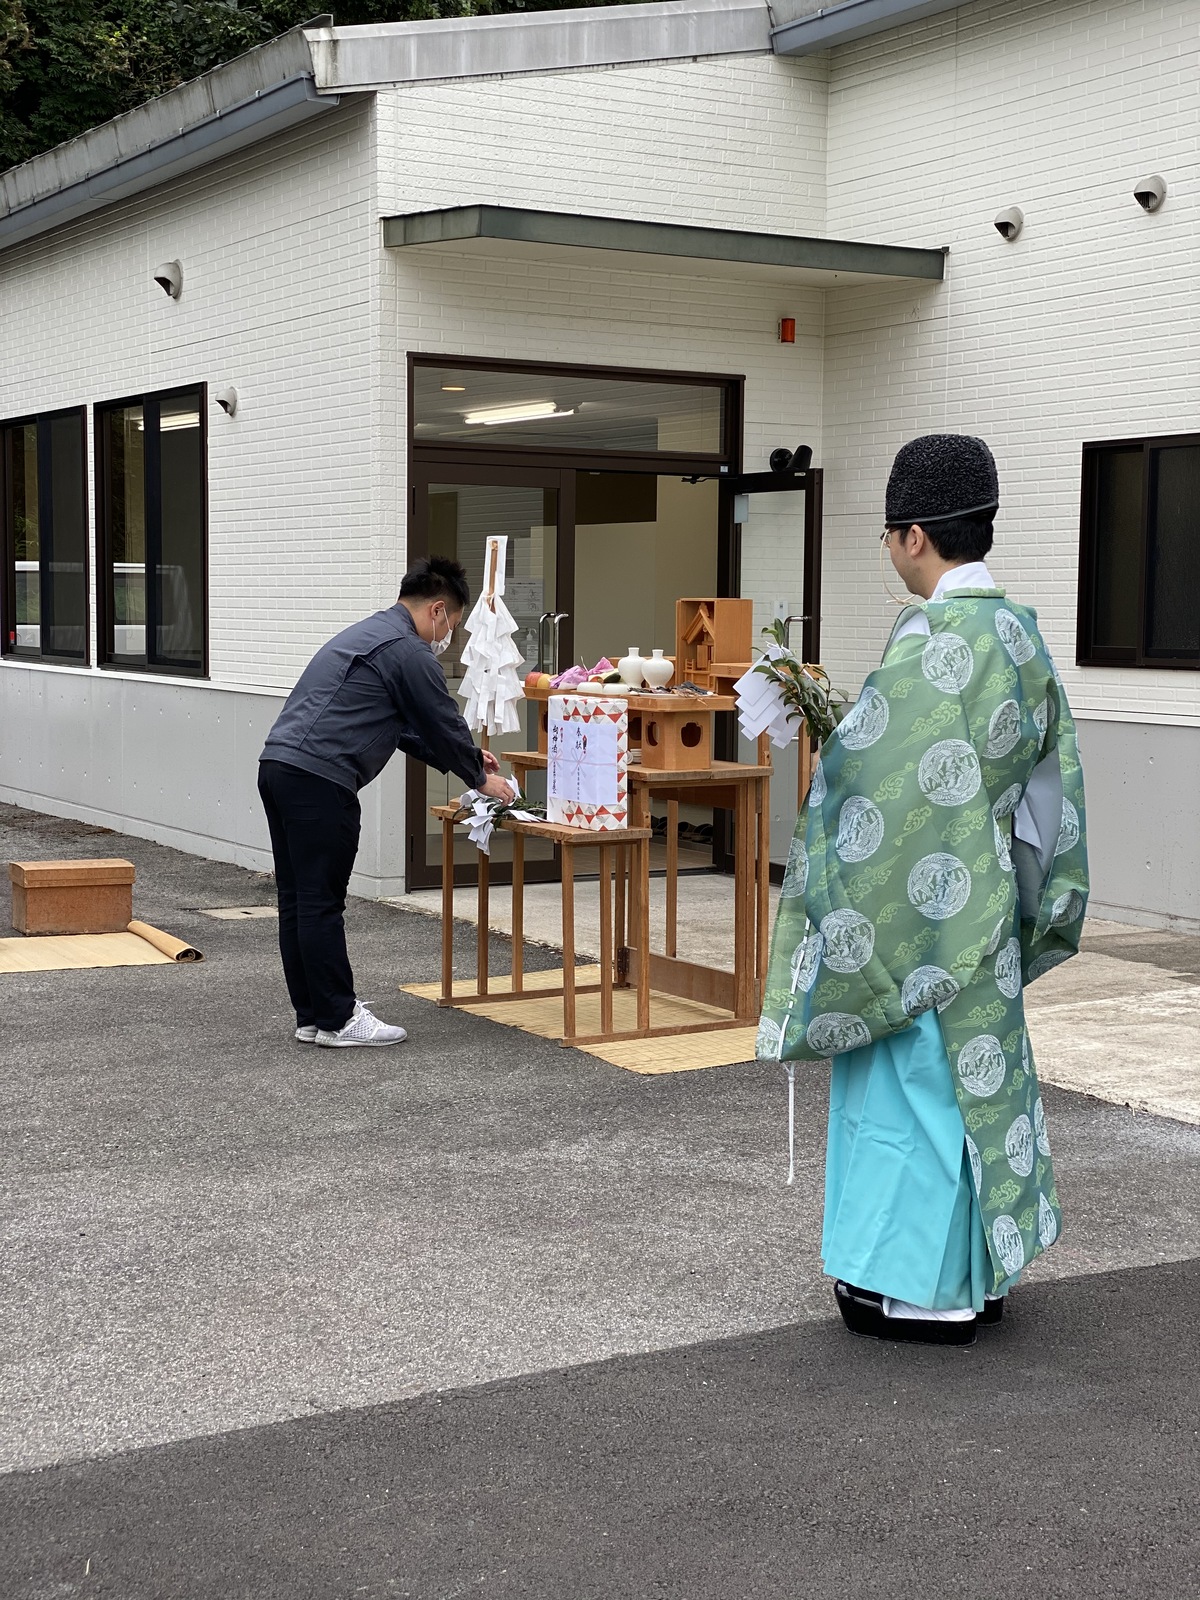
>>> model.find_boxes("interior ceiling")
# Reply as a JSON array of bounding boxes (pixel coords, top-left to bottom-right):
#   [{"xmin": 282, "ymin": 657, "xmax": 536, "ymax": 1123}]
[{"xmin": 413, "ymin": 364, "xmax": 726, "ymax": 455}]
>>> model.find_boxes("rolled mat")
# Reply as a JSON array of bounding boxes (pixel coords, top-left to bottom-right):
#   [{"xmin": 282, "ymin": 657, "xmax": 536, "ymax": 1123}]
[{"xmin": 128, "ymin": 921, "xmax": 204, "ymax": 962}]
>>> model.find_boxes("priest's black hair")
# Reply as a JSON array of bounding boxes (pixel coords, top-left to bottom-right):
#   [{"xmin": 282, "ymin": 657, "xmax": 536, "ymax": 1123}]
[
  {"xmin": 894, "ymin": 512, "xmax": 995, "ymax": 563},
  {"xmin": 398, "ymin": 556, "xmax": 470, "ymax": 612}
]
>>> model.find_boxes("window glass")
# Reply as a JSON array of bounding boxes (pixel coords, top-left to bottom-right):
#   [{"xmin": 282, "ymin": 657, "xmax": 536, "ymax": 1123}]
[
  {"xmin": 45, "ymin": 414, "xmax": 87, "ymax": 659},
  {"xmin": 104, "ymin": 406, "xmax": 147, "ymax": 663},
  {"xmin": 1091, "ymin": 447, "xmax": 1142, "ymax": 652},
  {"xmin": 1146, "ymin": 443, "xmax": 1200, "ymax": 658},
  {"xmin": 99, "ymin": 392, "xmax": 205, "ymax": 673},
  {"xmin": 9, "ymin": 424, "xmax": 40, "ymax": 652},
  {"xmin": 414, "ymin": 364, "xmax": 725, "ymax": 454},
  {"xmin": 2, "ymin": 413, "xmax": 86, "ymax": 662},
  {"xmin": 157, "ymin": 394, "xmax": 204, "ymax": 670}
]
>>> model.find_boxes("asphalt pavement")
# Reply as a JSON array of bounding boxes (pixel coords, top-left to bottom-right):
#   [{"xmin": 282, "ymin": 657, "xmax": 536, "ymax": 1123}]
[{"xmin": 2, "ymin": 801, "xmax": 1198, "ymax": 1598}]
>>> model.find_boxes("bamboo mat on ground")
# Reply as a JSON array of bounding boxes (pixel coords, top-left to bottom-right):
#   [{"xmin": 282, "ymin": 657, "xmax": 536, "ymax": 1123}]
[
  {"xmin": 0, "ymin": 922, "xmax": 202, "ymax": 973},
  {"xmin": 401, "ymin": 966, "xmax": 758, "ymax": 1073}
]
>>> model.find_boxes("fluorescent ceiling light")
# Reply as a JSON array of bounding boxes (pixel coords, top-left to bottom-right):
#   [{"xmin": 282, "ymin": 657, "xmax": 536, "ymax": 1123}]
[{"xmin": 463, "ymin": 400, "xmax": 575, "ymax": 426}]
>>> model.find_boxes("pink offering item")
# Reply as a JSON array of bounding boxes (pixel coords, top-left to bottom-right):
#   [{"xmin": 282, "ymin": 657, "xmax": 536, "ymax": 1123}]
[{"xmin": 551, "ymin": 665, "xmax": 589, "ymax": 688}]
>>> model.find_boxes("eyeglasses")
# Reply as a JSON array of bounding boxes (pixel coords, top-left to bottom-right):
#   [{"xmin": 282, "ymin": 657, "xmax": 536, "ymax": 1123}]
[{"xmin": 880, "ymin": 525, "xmax": 912, "ymax": 545}]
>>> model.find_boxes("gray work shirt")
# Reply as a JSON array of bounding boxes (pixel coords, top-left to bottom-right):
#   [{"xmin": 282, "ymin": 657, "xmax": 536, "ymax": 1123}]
[{"xmin": 260, "ymin": 604, "xmax": 485, "ymax": 794}]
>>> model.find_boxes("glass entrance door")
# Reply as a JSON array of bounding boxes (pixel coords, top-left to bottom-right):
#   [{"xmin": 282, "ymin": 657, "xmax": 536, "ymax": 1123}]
[{"xmin": 407, "ymin": 465, "xmax": 570, "ymax": 888}]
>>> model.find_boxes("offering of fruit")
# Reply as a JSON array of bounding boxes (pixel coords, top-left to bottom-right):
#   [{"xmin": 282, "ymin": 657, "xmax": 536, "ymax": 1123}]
[{"xmin": 524, "ymin": 671, "xmax": 542, "ymax": 691}]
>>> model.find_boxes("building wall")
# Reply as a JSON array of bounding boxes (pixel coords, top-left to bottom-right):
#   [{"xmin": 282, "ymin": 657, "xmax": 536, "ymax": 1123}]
[
  {"xmin": 816, "ymin": 0, "xmax": 1200, "ymax": 927},
  {"xmin": 375, "ymin": 52, "xmax": 829, "ymax": 236},
  {"xmin": 374, "ymin": 50, "xmax": 832, "ymax": 864},
  {"xmin": 0, "ymin": 101, "xmax": 402, "ymax": 890}
]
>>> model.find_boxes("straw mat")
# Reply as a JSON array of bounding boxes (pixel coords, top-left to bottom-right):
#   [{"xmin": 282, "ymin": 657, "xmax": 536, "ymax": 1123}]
[{"xmin": 401, "ymin": 966, "xmax": 757, "ymax": 1073}]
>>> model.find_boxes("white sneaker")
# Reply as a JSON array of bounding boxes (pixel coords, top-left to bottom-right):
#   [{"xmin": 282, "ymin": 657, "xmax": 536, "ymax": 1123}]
[
  {"xmin": 296, "ymin": 1025, "xmax": 319, "ymax": 1044},
  {"xmin": 315, "ymin": 1000, "xmax": 408, "ymax": 1048}
]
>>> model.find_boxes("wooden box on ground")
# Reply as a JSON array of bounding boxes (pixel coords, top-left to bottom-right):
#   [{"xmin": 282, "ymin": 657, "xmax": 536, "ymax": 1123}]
[
  {"xmin": 9, "ymin": 859, "xmax": 135, "ymax": 935},
  {"xmin": 675, "ymin": 598, "xmax": 753, "ymax": 691}
]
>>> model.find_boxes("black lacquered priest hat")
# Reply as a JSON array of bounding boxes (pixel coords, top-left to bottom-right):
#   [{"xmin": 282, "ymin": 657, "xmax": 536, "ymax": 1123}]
[{"xmin": 885, "ymin": 433, "xmax": 999, "ymax": 525}]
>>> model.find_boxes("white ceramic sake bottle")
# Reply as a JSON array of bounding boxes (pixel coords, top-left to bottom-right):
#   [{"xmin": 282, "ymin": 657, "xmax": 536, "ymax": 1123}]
[
  {"xmin": 640, "ymin": 648, "xmax": 675, "ymax": 690},
  {"xmin": 618, "ymin": 647, "xmax": 646, "ymax": 687}
]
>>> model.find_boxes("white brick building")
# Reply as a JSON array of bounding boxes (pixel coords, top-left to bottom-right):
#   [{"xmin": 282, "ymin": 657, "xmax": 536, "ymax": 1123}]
[{"xmin": 1, "ymin": 0, "xmax": 1196, "ymax": 925}]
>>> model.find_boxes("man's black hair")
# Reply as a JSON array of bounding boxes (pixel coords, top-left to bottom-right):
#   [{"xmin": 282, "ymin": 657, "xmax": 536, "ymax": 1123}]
[
  {"xmin": 892, "ymin": 512, "xmax": 994, "ymax": 564},
  {"xmin": 398, "ymin": 556, "xmax": 470, "ymax": 612}
]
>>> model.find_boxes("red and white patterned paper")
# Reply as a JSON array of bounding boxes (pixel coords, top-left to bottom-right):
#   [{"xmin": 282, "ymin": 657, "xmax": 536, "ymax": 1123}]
[{"xmin": 546, "ymin": 695, "xmax": 629, "ymax": 831}]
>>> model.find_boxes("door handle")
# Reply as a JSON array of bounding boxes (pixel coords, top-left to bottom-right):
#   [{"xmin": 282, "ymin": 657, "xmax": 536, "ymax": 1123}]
[
  {"xmin": 550, "ymin": 613, "xmax": 568, "ymax": 676},
  {"xmin": 537, "ymin": 612, "xmax": 554, "ymax": 675},
  {"xmin": 782, "ymin": 614, "xmax": 809, "ymax": 653}
]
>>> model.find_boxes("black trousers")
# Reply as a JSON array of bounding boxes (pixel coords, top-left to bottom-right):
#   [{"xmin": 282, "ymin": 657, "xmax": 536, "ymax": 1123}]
[{"xmin": 258, "ymin": 760, "xmax": 360, "ymax": 1033}]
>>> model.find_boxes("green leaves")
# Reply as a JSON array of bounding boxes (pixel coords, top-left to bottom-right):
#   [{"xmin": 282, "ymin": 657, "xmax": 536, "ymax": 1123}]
[{"xmin": 754, "ymin": 621, "xmax": 848, "ymax": 745}]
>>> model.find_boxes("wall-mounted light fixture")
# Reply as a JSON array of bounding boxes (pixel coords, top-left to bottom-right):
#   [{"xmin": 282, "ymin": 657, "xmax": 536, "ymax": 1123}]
[
  {"xmin": 993, "ymin": 207, "xmax": 1024, "ymax": 241},
  {"xmin": 779, "ymin": 317, "xmax": 796, "ymax": 344},
  {"xmin": 214, "ymin": 386, "xmax": 238, "ymax": 418},
  {"xmin": 153, "ymin": 260, "xmax": 183, "ymax": 298},
  {"xmin": 1133, "ymin": 174, "xmax": 1167, "ymax": 213}
]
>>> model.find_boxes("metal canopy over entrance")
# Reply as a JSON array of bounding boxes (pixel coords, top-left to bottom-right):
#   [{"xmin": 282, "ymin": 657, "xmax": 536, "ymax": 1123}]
[{"xmin": 384, "ymin": 206, "xmax": 946, "ymax": 288}]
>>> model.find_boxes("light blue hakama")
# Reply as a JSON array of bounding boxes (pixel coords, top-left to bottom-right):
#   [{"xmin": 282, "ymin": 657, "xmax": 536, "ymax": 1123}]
[{"xmin": 822, "ymin": 1010, "xmax": 1012, "ymax": 1313}]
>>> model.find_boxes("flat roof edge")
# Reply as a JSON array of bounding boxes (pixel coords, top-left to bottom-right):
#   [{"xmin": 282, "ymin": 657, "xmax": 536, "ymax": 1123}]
[
  {"xmin": 0, "ymin": 78, "xmax": 342, "ymax": 254},
  {"xmin": 383, "ymin": 205, "xmax": 945, "ymax": 282},
  {"xmin": 771, "ymin": 0, "xmax": 964, "ymax": 55},
  {"xmin": 307, "ymin": 0, "xmax": 772, "ymax": 88}
]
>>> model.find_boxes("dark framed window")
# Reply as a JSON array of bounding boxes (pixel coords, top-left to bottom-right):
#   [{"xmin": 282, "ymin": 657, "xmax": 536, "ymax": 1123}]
[
  {"xmin": 1, "ymin": 408, "xmax": 89, "ymax": 662},
  {"xmin": 410, "ymin": 354, "xmax": 736, "ymax": 468},
  {"xmin": 1078, "ymin": 433, "xmax": 1200, "ymax": 668},
  {"xmin": 96, "ymin": 387, "xmax": 207, "ymax": 675}
]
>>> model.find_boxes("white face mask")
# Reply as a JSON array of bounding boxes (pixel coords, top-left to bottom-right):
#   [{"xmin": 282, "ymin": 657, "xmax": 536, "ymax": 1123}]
[{"xmin": 430, "ymin": 608, "xmax": 454, "ymax": 656}]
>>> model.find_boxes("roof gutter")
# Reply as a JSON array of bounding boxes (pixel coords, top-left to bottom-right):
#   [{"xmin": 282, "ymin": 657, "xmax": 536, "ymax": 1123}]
[
  {"xmin": 0, "ymin": 76, "xmax": 341, "ymax": 253},
  {"xmin": 771, "ymin": 0, "xmax": 964, "ymax": 55}
]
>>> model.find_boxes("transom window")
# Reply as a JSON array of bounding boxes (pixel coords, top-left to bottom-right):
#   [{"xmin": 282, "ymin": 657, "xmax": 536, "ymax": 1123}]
[
  {"xmin": 96, "ymin": 388, "xmax": 207, "ymax": 675},
  {"xmin": 413, "ymin": 360, "xmax": 728, "ymax": 456},
  {"xmin": 1, "ymin": 409, "xmax": 88, "ymax": 663},
  {"xmin": 1077, "ymin": 433, "xmax": 1200, "ymax": 668}
]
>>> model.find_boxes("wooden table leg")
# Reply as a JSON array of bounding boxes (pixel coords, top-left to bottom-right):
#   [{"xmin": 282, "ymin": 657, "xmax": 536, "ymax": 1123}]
[
  {"xmin": 598, "ymin": 843, "xmax": 613, "ymax": 1036},
  {"xmin": 477, "ymin": 843, "xmax": 490, "ymax": 997},
  {"xmin": 561, "ymin": 847, "xmax": 576, "ymax": 1042},
  {"xmin": 440, "ymin": 816, "xmax": 455, "ymax": 1003},
  {"xmin": 636, "ymin": 835, "xmax": 651, "ymax": 1033},
  {"xmin": 733, "ymin": 784, "xmax": 755, "ymax": 1019},
  {"xmin": 614, "ymin": 842, "xmax": 628, "ymax": 984},
  {"xmin": 665, "ymin": 798, "xmax": 679, "ymax": 958},
  {"xmin": 756, "ymin": 773, "xmax": 770, "ymax": 1003},
  {"xmin": 798, "ymin": 720, "xmax": 813, "ymax": 805},
  {"xmin": 511, "ymin": 832, "xmax": 524, "ymax": 994}
]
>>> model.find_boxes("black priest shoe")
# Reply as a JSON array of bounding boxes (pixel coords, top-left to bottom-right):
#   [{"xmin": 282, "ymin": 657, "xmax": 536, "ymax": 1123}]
[
  {"xmin": 834, "ymin": 1280, "xmax": 977, "ymax": 1347},
  {"xmin": 981, "ymin": 1296, "xmax": 1005, "ymax": 1326}
]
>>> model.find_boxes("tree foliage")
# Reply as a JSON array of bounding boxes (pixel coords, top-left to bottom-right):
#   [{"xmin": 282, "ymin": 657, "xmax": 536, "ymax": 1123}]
[{"xmin": 0, "ymin": 1, "xmax": 640, "ymax": 170}]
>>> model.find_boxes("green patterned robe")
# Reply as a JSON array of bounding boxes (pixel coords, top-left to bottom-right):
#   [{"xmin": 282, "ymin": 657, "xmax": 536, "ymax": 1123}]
[{"xmin": 758, "ymin": 589, "xmax": 1089, "ymax": 1291}]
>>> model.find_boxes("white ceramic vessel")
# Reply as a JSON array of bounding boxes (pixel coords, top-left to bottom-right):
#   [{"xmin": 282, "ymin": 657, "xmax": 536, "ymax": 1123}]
[
  {"xmin": 640, "ymin": 647, "xmax": 675, "ymax": 690},
  {"xmin": 617, "ymin": 647, "xmax": 646, "ymax": 687}
]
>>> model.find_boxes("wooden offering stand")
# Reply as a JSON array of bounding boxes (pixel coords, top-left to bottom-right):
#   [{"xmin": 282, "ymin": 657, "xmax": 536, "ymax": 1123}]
[
  {"xmin": 431, "ymin": 805, "xmax": 654, "ymax": 1046},
  {"xmin": 506, "ymin": 748, "xmax": 772, "ymax": 1028}
]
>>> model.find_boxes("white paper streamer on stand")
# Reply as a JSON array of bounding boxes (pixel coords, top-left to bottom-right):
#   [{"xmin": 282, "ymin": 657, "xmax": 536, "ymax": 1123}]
[
  {"xmin": 456, "ymin": 777, "xmax": 541, "ymax": 857},
  {"xmin": 733, "ymin": 648, "xmax": 794, "ymax": 750},
  {"xmin": 458, "ymin": 536, "xmax": 525, "ymax": 737}
]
